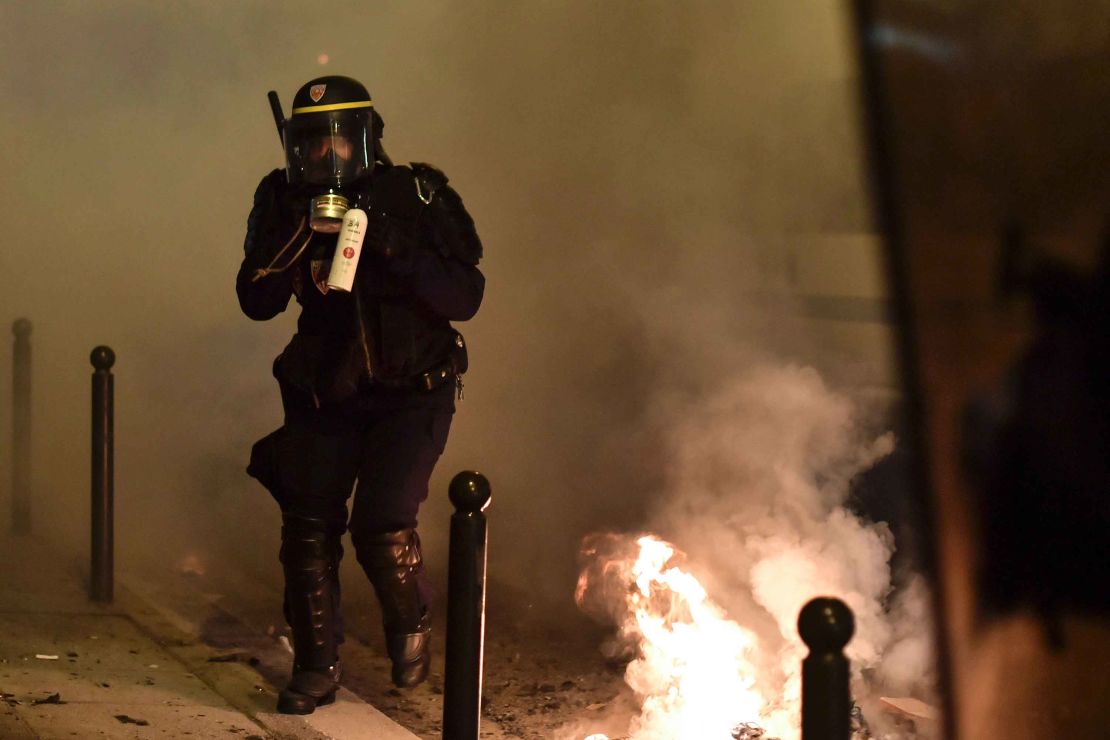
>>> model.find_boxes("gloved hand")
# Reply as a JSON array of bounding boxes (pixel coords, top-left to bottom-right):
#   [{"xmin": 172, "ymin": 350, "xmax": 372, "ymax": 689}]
[
  {"xmin": 244, "ymin": 169, "xmax": 312, "ymax": 271},
  {"xmin": 256, "ymin": 168, "xmax": 311, "ymax": 227}
]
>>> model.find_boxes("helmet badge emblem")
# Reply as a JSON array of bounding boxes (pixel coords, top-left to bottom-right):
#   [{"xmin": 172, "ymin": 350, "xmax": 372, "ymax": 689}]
[{"xmin": 309, "ymin": 84, "xmax": 326, "ymax": 103}]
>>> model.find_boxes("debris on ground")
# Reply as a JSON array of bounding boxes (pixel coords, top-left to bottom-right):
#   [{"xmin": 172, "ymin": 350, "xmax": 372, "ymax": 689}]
[
  {"xmin": 114, "ymin": 714, "xmax": 150, "ymax": 726},
  {"xmin": 31, "ymin": 693, "xmax": 65, "ymax": 706},
  {"xmin": 207, "ymin": 652, "xmax": 249, "ymax": 663},
  {"xmin": 732, "ymin": 722, "xmax": 770, "ymax": 739},
  {"xmin": 847, "ymin": 702, "xmax": 870, "ymax": 738},
  {"xmin": 34, "ymin": 654, "xmax": 59, "ymax": 660}
]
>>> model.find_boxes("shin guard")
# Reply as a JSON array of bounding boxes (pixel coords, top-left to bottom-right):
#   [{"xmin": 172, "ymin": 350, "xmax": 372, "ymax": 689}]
[{"xmin": 354, "ymin": 528, "xmax": 432, "ymax": 687}]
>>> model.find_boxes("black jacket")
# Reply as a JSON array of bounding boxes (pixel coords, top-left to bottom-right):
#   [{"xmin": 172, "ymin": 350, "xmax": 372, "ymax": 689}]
[{"xmin": 236, "ymin": 164, "xmax": 484, "ymax": 406}]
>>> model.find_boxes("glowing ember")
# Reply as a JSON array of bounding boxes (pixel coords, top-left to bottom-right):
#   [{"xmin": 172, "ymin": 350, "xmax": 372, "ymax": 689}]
[
  {"xmin": 175, "ymin": 553, "xmax": 205, "ymax": 577},
  {"xmin": 576, "ymin": 535, "xmax": 787, "ymax": 740}
]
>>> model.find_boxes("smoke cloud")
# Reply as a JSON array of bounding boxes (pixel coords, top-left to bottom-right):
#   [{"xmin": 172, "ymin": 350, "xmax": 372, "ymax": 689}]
[{"xmin": 572, "ymin": 358, "xmax": 936, "ymax": 738}]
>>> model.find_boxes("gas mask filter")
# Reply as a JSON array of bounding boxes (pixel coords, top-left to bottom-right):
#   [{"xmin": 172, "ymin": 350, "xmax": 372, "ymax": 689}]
[{"xmin": 309, "ymin": 192, "xmax": 351, "ymax": 234}]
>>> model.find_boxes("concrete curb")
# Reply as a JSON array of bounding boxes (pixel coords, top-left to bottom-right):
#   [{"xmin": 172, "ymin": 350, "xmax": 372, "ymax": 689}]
[
  {"xmin": 116, "ymin": 574, "xmax": 421, "ymax": 740},
  {"xmin": 0, "ymin": 534, "xmax": 420, "ymax": 740}
]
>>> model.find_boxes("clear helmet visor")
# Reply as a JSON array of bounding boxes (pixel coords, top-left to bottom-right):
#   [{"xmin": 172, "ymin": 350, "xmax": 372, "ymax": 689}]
[{"xmin": 284, "ymin": 109, "xmax": 371, "ymax": 187}]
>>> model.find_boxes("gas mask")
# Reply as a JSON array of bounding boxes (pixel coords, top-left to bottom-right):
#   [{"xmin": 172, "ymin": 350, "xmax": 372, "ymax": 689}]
[
  {"xmin": 286, "ymin": 119, "xmax": 370, "ymax": 233},
  {"xmin": 279, "ymin": 76, "xmax": 377, "ymax": 233}
]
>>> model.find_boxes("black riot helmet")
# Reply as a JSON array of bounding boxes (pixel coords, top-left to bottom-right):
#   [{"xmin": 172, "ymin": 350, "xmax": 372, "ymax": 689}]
[{"xmin": 283, "ymin": 75, "xmax": 381, "ymax": 188}]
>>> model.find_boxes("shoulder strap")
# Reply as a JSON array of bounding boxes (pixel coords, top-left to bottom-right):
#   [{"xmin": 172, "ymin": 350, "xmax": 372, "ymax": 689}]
[{"xmin": 410, "ymin": 162, "xmax": 449, "ymax": 204}]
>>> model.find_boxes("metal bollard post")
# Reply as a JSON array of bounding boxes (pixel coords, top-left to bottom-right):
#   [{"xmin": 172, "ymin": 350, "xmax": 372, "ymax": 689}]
[
  {"xmin": 442, "ymin": 471, "xmax": 492, "ymax": 740},
  {"xmin": 90, "ymin": 346, "xmax": 115, "ymax": 603},
  {"xmin": 11, "ymin": 319, "xmax": 32, "ymax": 534},
  {"xmin": 798, "ymin": 597, "xmax": 854, "ymax": 740}
]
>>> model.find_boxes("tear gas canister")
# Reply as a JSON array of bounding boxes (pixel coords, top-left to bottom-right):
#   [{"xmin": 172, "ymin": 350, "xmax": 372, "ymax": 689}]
[{"xmin": 326, "ymin": 208, "xmax": 368, "ymax": 292}]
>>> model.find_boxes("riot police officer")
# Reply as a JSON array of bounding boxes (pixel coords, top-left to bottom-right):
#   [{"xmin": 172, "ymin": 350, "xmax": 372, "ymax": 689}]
[{"xmin": 236, "ymin": 75, "xmax": 484, "ymax": 714}]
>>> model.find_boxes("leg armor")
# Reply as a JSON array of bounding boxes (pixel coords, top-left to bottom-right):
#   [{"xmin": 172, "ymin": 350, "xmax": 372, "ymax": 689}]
[
  {"xmin": 326, "ymin": 515, "xmax": 347, "ymax": 648},
  {"xmin": 354, "ymin": 528, "xmax": 432, "ymax": 688},
  {"xmin": 277, "ymin": 513, "xmax": 341, "ymax": 714},
  {"xmin": 285, "ymin": 514, "xmax": 346, "ymax": 649}
]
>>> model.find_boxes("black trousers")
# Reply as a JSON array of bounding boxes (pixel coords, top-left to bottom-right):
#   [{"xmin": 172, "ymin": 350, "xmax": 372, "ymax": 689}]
[
  {"xmin": 249, "ymin": 382, "xmax": 454, "ymax": 645},
  {"xmin": 270, "ymin": 384, "xmax": 455, "ymax": 537}
]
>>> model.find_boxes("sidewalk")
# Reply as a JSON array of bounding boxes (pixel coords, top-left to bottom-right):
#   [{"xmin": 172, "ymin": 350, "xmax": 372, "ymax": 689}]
[{"xmin": 0, "ymin": 534, "xmax": 419, "ymax": 739}]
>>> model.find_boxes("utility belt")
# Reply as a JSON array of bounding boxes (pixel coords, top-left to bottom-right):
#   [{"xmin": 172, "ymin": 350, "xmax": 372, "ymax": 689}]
[
  {"xmin": 370, "ymin": 357, "xmax": 458, "ymax": 392},
  {"xmin": 364, "ymin": 344, "xmax": 466, "ymax": 398},
  {"xmin": 277, "ymin": 331, "xmax": 470, "ymax": 407}
]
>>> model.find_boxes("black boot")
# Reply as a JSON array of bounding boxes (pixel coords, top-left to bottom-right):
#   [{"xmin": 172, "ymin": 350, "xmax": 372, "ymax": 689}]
[
  {"xmin": 355, "ymin": 528, "xmax": 432, "ymax": 688},
  {"xmin": 277, "ymin": 663, "xmax": 341, "ymax": 714},
  {"xmin": 277, "ymin": 513, "xmax": 341, "ymax": 714}
]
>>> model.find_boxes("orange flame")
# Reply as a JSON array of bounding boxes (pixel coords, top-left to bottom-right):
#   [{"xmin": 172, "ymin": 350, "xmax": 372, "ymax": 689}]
[{"xmin": 577, "ymin": 535, "xmax": 796, "ymax": 739}]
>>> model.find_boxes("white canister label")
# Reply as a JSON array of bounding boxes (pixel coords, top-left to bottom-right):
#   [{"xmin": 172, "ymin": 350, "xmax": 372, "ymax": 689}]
[{"xmin": 325, "ymin": 208, "xmax": 368, "ymax": 293}]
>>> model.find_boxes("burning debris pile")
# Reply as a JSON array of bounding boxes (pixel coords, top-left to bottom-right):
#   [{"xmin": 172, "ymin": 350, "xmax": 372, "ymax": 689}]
[
  {"xmin": 732, "ymin": 722, "xmax": 771, "ymax": 739},
  {"xmin": 576, "ymin": 534, "xmax": 777, "ymax": 738},
  {"xmin": 570, "ymin": 365, "xmax": 938, "ymax": 740},
  {"xmin": 574, "ymin": 534, "xmax": 928, "ymax": 740}
]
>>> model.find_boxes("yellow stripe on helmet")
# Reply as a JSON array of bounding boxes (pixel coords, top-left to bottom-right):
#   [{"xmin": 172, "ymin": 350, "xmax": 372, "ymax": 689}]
[{"xmin": 291, "ymin": 100, "xmax": 374, "ymax": 115}]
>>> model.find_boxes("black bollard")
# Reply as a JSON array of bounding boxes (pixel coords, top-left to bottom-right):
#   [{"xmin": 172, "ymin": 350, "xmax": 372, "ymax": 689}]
[
  {"xmin": 11, "ymin": 319, "xmax": 32, "ymax": 534},
  {"xmin": 798, "ymin": 597, "xmax": 855, "ymax": 740},
  {"xmin": 442, "ymin": 471, "xmax": 492, "ymax": 740},
  {"xmin": 90, "ymin": 346, "xmax": 115, "ymax": 603}
]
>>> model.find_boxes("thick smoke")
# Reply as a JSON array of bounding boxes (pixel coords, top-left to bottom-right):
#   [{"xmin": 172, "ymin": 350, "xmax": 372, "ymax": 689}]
[
  {"xmin": 571, "ymin": 355, "xmax": 937, "ymax": 738},
  {"xmin": 567, "ymin": 216, "xmax": 934, "ymax": 734},
  {"xmin": 654, "ymin": 363, "xmax": 934, "ymax": 726},
  {"xmin": 0, "ymin": 0, "xmax": 875, "ymax": 595}
]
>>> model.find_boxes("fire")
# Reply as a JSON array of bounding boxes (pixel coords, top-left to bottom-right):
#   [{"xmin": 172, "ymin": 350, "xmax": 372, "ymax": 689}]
[
  {"xmin": 566, "ymin": 369, "xmax": 937, "ymax": 739},
  {"xmin": 576, "ymin": 534, "xmax": 792, "ymax": 740}
]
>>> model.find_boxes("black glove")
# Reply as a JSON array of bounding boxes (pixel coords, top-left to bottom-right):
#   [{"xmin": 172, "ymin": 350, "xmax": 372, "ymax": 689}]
[
  {"xmin": 258, "ymin": 168, "xmax": 311, "ymax": 227},
  {"xmin": 244, "ymin": 169, "xmax": 311, "ymax": 267}
]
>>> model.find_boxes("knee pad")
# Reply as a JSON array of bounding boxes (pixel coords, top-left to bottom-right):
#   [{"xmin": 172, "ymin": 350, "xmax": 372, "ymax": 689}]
[{"xmin": 352, "ymin": 528, "xmax": 423, "ymax": 573}]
